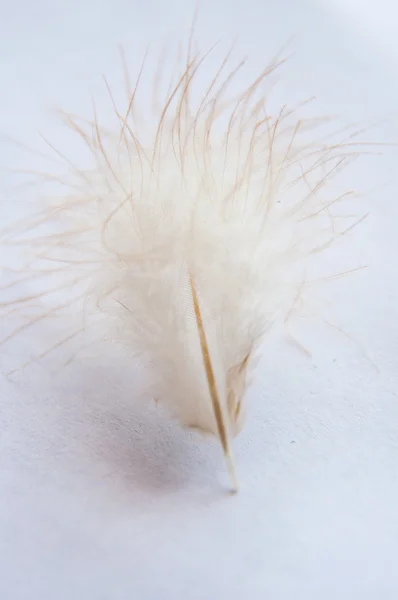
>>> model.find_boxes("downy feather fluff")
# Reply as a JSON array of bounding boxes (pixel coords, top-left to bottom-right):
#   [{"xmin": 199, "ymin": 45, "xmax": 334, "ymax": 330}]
[{"xmin": 0, "ymin": 38, "xmax": 367, "ymax": 488}]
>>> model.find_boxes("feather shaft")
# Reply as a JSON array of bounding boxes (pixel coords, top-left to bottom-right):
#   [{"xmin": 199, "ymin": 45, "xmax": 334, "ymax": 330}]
[{"xmin": 189, "ymin": 272, "xmax": 238, "ymax": 492}]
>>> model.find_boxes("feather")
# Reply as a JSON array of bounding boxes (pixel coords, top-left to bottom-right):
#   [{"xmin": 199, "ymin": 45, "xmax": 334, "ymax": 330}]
[{"xmin": 0, "ymin": 36, "xmax": 368, "ymax": 490}]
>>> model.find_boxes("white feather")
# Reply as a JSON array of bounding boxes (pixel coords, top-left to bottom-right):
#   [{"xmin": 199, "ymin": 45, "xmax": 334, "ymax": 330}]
[{"xmin": 0, "ymin": 39, "xmax": 366, "ymax": 487}]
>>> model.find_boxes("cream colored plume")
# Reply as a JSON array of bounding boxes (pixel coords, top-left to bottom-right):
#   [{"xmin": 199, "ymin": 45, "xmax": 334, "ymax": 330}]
[{"xmin": 0, "ymin": 37, "xmax": 366, "ymax": 490}]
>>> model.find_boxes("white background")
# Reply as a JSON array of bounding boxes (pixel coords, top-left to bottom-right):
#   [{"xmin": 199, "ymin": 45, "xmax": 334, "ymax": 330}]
[{"xmin": 1, "ymin": 1, "xmax": 398, "ymax": 598}]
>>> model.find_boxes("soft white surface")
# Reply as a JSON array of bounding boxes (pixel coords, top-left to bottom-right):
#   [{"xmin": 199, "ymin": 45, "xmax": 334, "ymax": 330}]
[{"xmin": 1, "ymin": 1, "xmax": 398, "ymax": 598}]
